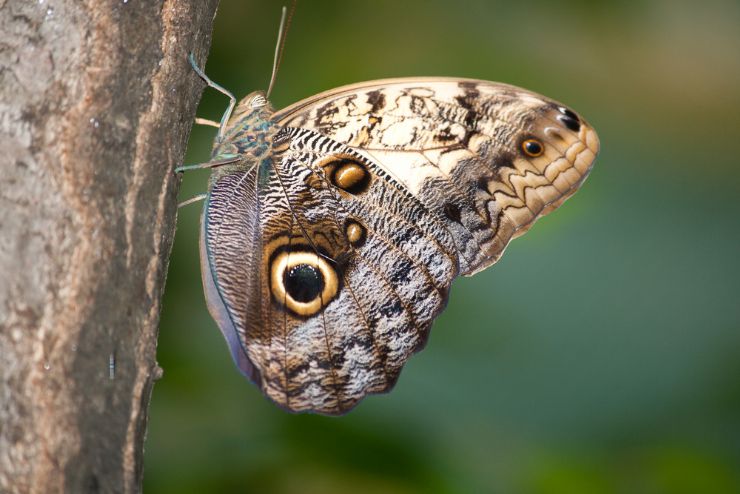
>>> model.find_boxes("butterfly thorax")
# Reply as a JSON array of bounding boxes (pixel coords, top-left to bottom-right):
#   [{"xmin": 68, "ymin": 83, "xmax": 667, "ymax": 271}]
[{"xmin": 209, "ymin": 91, "xmax": 278, "ymax": 182}]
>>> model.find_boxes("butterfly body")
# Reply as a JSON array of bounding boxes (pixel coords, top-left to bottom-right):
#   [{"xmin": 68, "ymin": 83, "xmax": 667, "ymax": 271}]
[
  {"xmin": 208, "ymin": 92, "xmax": 276, "ymax": 181},
  {"xmin": 196, "ymin": 77, "xmax": 599, "ymax": 415}
]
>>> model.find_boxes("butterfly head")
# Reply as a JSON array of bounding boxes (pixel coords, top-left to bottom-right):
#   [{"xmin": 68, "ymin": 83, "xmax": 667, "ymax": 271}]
[{"xmin": 227, "ymin": 90, "xmax": 274, "ymax": 125}]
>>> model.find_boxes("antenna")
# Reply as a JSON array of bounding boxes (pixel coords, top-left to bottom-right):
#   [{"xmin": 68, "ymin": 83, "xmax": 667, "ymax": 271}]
[{"xmin": 266, "ymin": 1, "xmax": 297, "ymax": 99}]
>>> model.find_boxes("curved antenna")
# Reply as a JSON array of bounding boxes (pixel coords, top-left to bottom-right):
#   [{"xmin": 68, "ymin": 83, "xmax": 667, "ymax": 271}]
[{"xmin": 266, "ymin": 1, "xmax": 297, "ymax": 99}]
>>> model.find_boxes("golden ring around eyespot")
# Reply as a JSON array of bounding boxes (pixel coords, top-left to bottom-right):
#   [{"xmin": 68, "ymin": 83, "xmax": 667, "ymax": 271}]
[
  {"xmin": 270, "ymin": 250, "xmax": 338, "ymax": 316},
  {"xmin": 521, "ymin": 138, "xmax": 544, "ymax": 158}
]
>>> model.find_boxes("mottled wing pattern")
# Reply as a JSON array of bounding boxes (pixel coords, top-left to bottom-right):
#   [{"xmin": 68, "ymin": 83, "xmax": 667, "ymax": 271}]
[
  {"xmin": 275, "ymin": 78, "xmax": 600, "ymax": 275},
  {"xmin": 201, "ymin": 161, "xmax": 263, "ymax": 383},
  {"xmin": 204, "ymin": 78, "xmax": 599, "ymax": 415},
  {"xmin": 205, "ymin": 129, "xmax": 458, "ymax": 413}
]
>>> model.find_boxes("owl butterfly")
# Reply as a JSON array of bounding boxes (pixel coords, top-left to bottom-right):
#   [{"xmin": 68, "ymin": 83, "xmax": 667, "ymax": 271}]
[{"xmin": 180, "ymin": 33, "xmax": 599, "ymax": 415}]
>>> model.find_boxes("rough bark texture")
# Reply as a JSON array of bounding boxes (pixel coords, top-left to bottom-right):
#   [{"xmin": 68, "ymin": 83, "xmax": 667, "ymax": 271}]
[{"xmin": 0, "ymin": 0, "xmax": 219, "ymax": 492}]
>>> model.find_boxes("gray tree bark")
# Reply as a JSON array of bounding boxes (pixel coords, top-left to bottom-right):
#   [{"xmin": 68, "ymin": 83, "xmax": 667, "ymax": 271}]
[{"xmin": 0, "ymin": 1, "xmax": 219, "ymax": 492}]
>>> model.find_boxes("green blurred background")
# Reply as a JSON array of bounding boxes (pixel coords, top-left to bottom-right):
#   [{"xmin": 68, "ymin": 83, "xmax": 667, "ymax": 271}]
[{"xmin": 146, "ymin": 0, "xmax": 740, "ymax": 492}]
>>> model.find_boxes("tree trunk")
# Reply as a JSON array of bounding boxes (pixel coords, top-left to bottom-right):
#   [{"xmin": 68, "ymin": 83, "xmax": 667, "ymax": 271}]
[{"xmin": 0, "ymin": 1, "xmax": 219, "ymax": 492}]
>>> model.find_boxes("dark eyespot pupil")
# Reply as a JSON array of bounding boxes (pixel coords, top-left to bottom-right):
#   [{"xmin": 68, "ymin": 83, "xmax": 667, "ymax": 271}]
[
  {"xmin": 523, "ymin": 139, "xmax": 543, "ymax": 156},
  {"xmin": 284, "ymin": 264, "xmax": 323, "ymax": 303}
]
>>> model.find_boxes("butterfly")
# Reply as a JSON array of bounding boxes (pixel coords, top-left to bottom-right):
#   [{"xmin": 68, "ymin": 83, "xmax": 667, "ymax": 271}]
[{"xmin": 179, "ymin": 39, "xmax": 599, "ymax": 415}]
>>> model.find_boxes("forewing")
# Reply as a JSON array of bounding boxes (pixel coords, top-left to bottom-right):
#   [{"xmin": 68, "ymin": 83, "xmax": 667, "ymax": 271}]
[{"xmin": 275, "ymin": 78, "xmax": 600, "ymax": 274}]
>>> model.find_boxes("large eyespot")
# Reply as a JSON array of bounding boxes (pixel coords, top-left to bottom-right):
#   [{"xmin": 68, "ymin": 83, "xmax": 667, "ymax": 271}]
[
  {"xmin": 270, "ymin": 249, "xmax": 339, "ymax": 316},
  {"xmin": 521, "ymin": 138, "xmax": 544, "ymax": 157}
]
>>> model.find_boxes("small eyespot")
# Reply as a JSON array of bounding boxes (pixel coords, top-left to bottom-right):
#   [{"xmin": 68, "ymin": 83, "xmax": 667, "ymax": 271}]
[
  {"xmin": 521, "ymin": 138, "xmax": 544, "ymax": 157},
  {"xmin": 323, "ymin": 157, "xmax": 371, "ymax": 194},
  {"xmin": 345, "ymin": 219, "xmax": 367, "ymax": 248}
]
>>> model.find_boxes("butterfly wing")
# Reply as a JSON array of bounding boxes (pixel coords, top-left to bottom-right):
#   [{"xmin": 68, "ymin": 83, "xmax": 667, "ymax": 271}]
[
  {"xmin": 201, "ymin": 160, "xmax": 264, "ymax": 384},
  {"xmin": 274, "ymin": 78, "xmax": 600, "ymax": 274},
  {"xmin": 202, "ymin": 78, "xmax": 599, "ymax": 415}
]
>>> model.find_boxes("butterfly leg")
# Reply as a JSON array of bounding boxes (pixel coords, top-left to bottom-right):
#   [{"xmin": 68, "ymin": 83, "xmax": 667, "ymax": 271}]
[
  {"xmin": 188, "ymin": 52, "xmax": 236, "ymax": 138},
  {"xmin": 194, "ymin": 117, "xmax": 220, "ymax": 128},
  {"xmin": 175, "ymin": 154, "xmax": 240, "ymax": 174},
  {"xmin": 177, "ymin": 193, "xmax": 208, "ymax": 209}
]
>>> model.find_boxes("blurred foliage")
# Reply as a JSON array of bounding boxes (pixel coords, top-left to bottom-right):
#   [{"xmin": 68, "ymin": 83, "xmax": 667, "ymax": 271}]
[{"xmin": 146, "ymin": 0, "xmax": 740, "ymax": 492}]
